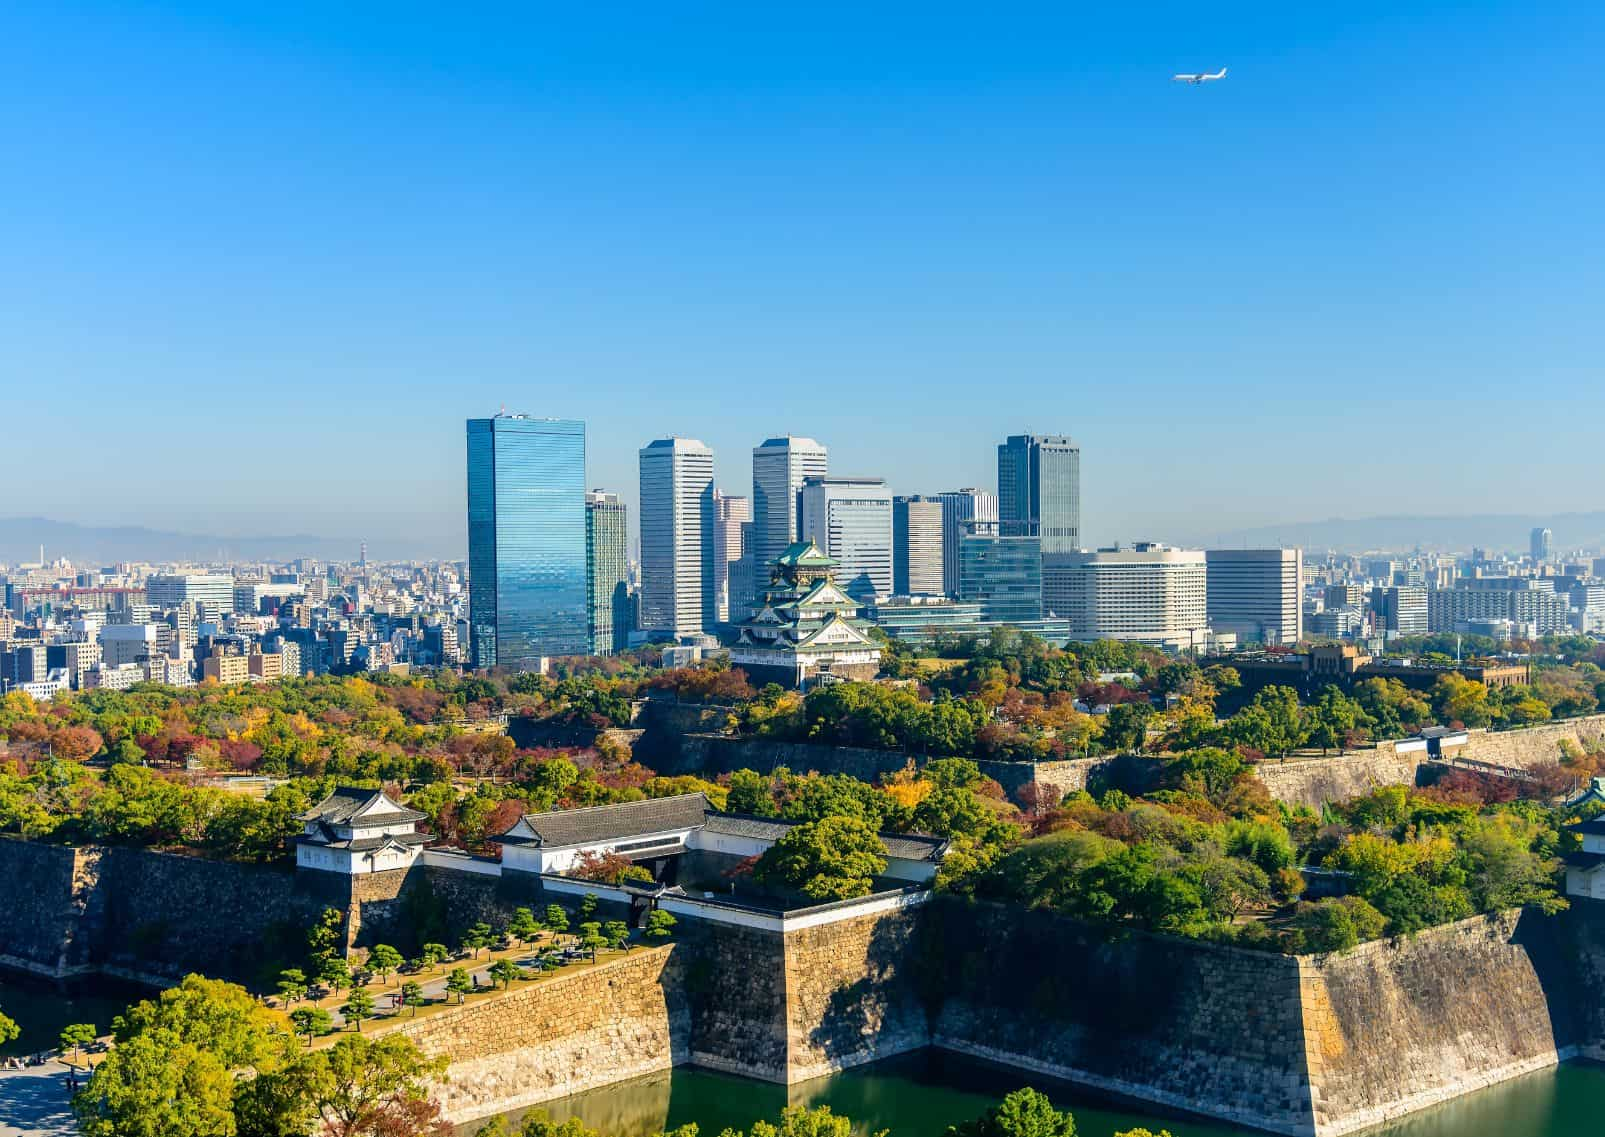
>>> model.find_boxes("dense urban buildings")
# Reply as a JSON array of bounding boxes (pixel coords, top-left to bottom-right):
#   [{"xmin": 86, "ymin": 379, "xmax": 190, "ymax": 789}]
[
  {"xmin": 800, "ymin": 476, "xmax": 894, "ymax": 604},
  {"xmin": 465, "ymin": 414, "xmax": 589, "ymax": 669},
  {"xmin": 638, "ymin": 437, "xmax": 716, "ymax": 638},
  {"xmin": 750, "ymin": 436, "xmax": 828, "ymax": 607},
  {"xmin": 1204, "ymin": 548, "xmax": 1303, "ymax": 645},
  {"xmin": 585, "ymin": 490, "xmax": 630, "ymax": 654},
  {"xmin": 892, "ymin": 496, "xmax": 945, "ymax": 596},
  {"xmin": 996, "ymin": 434, "xmax": 1080, "ymax": 554}
]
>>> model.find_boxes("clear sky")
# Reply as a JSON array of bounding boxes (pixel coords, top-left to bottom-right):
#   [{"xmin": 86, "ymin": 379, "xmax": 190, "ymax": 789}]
[{"xmin": 5, "ymin": 2, "xmax": 1601, "ymax": 558}]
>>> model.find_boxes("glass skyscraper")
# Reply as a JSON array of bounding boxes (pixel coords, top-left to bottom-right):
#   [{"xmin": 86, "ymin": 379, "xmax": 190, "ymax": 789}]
[
  {"xmin": 997, "ymin": 434, "xmax": 1081, "ymax": 554},
  {"xmin": 959, "ymin": 533, "xmax": 1044, "ymax": 625},
  {"xmin": 751, "ymin": 436, "xmax": 828, "ymax": 604},
  {"xmin": 586, "ymin": 490, "xmax": 631, "ymax": 654},
  {"xmin": 466, "ymin": 415, "xmax": 588, "ymax": 670}
]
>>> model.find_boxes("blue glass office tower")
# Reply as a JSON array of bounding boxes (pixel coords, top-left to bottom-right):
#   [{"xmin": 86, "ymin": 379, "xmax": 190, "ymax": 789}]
[
  {"xmin": 467, "ymin": 416, "xmax": 588, "ymax": 670},
  {"xmin": 997, "ymin": 434, "xmax": 1081, "ymax": 554}
]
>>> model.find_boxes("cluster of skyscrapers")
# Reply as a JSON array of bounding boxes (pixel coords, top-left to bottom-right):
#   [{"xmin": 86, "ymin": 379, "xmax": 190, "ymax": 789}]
[{"xmin": 464, "ymin": 417, "xmax": 1318, "ymax": 671}]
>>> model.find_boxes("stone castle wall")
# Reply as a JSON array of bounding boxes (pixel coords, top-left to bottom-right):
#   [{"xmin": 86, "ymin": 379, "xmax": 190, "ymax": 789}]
[
  {"xmin": 923, "ymin": 900, "xmax": 1316, "ymax": 1135},
  {"xmin": 1297, "ymin": 910, "xmax": 1581, "ymax": 1135},
  {"xmin": 1253, "ymin": 750, "xmax": 1426, "ymax": 810},
  {"xmin": 379, "ymin": 945, "xmax": 690, "ymax": 1125},
  {"xmin": 783, "ymin": 905, "xmax": 930, "ymax": 1081}
]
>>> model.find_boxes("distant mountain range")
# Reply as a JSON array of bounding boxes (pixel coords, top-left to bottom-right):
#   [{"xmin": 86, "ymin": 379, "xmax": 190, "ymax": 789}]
[
  {"xmin": 1194, "ymin": 511, "xmax": 1605, "ymax": 555},
  {"xmin": 6, "ymin": 510, "xmax": 1602, "ymax": 568},
  {"xmin": 0, "ymin": 517, "xmax": 370, "ymax": 566}
]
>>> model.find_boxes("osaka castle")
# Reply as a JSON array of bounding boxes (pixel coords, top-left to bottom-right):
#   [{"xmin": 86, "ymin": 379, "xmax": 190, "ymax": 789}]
[{"xmin": 728, "ymin": 539, "xmax": 882, "ymax": 689}]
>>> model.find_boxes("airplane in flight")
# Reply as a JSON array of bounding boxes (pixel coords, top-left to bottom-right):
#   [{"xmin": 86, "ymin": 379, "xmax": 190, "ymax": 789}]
[{"xmin": 1173, "ymin": 68, "xmax": 1228, "ymax": 84}]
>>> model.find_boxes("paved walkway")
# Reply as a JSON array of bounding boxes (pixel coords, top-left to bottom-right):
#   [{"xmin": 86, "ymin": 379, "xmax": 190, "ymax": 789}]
[{"xmin": 0, "ymin": 1062, "xmax": 79, "ymax": 1137}]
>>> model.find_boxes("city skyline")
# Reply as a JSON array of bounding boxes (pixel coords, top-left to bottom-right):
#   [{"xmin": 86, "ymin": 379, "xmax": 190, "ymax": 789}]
[{"xmin": 7, "ymin": 5, "xmax": 1602, "ymax": 554}]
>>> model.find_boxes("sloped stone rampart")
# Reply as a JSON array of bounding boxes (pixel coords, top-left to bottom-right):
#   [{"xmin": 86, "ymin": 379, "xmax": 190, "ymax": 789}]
[{"xmin": 379, "ymin": 946, "xmax": 689, "ymax": 1124}]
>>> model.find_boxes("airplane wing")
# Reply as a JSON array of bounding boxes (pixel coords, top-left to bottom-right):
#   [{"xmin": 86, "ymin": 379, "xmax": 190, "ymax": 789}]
[{"xmin": 1172, "ymin": 74, "xmax": 1199, "ymax": 83}]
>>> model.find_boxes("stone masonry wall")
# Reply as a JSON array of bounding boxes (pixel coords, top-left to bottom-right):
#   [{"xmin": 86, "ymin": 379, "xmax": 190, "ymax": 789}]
[
  {"xmin": 1297, "ymin": 910, "xmax": 1580, "ymax": 1136},
  {"xmin": 924, "ymin": 900, "xmax": 1315, "ymax": 1135},
  {"xmin": 1253, "ymin": 751, "xmax": 1425, "ymax": 810},
  {"xmin": 380, "ymin": 945, "xmax": 689, "ymax": 1125},
  {"xmin": 783, "ymin": 905, "xmax": 930, "ymax": 1081},
  {"xmin": 0, "ymin": 839, "xmax": 84, "ymax": 977}
]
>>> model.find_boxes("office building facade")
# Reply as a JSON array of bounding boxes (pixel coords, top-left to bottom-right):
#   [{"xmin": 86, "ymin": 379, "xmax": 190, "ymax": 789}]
[
  {"xmin": 639, "ymin": 437, "xmax": 716, "ymax": 638},
  {"xmin": 800, "ymin": 476, "xmax": 894, "ymax": 604},
  {"xmin": 146, "ymin": 573, "xmax": 234, "ymax": 618},
  {"xmin": 932, "ymin": 488, "xmax": 998, "ymax": 596},
  {"xmin": 466, "ymin": 415, "xmax": 589, "ymax": 670},
  {"xmin": 959, "ymin": 534, "xmax": 1043, "ymax": 625},
  {"xmin": 1205, "ymin": 548, "xmax": 1304, "ymax": 645},
  {"xmin": 1372, "ymin": 586, "xmax": 1429, "ymax": 638},
  {"xmin": 585, "ymin": 490, "xmax": 630, "ymax": 654},
  {"xmin": 893, "ymin": 496, "xmax": 945, "ymax": 596},
  {"xmin": 1531, "ymin": 527, "xmax": 1553, "ymax": 562},
  {"xmin": 750, "ymin": 436, "xmax": 828, "ymax": 606},
  {"xmin": 713, "ymin": 490, "xmax": 754, "ymax": 624},
  {"xmin": 997, "ymin": 434, "xmax": 1081, "ymax": 554},
  {"xmin": 1043, "ymin": 544, "xmax": 1208, "ymax": 649}
]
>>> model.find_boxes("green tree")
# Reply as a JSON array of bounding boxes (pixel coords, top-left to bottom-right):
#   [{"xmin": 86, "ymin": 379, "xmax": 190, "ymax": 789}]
[
  {"xmin": 1292, "ymin": 897, "xmax": 1388, "ymax": 953},
  {"xmin": 947, "ymin": 1088, "xmax": 1077, "ymax": 1137},
  {"xmin": 446, "ymin": 968, "xmax": 474, "ymax": 1004},
  {"xmin": 508, "ymin": 906, "xmax": 541, "ymax": 946},
  {"xmin": 0, "ymin": 1006, "xmax": 18, "ymax": 1046},
  {"xmin": 1307, "ymin": 687, "xmax": 1363, "ymax": 755},
  {"xmin": 399, "ymin": 981, "xmax": 425, "ymax": 1017},
  {"xmin": 603, "ymin": 920, "xmax": 631, "ymax": 951},
  {"xmin": 726, "ymin": 769, "xmax": 776, "ymax": 816},
  {"xmin": 544, "ymin": 905, "xmax": 570, "ymax": 939},
  {"xmin": 289, "ymin": 1006, "xmax": 333, "ymax": 1046},
  {"xmin": 644, "ymin": 910, "xmax": 677, "ymax": 940},
  {"xmin": 488, "ymin": 959, "xmax": 522, "ymax": 990},
  {"xmin": 578, "ymin": 893, "xmax": 599, "ymax": 921},
  {"xmin": 578, "ymin": 921, "xmax": 607, "ymax": 961},
  {"xmin": 277, "ymin": 968, "xmax": 309, "ymax": 1007},
  {"xmin": 1103, "ymin": 703, "xmax": 1153, "ymax": 754},
  {"xmin": 76, "ymin": 1033, "xmax": 236, "ymax": 1137},
  {"xmin": 60, "ymin": 1022, "xmax": 96, "ymax": 1065},
  {"xmin": 753, "ymin": 815, "xmax": 889, "ymax": 901},
  {"xmin": 319, "ymin": 955, "xmax": 352, "ymax": 996},
  {"xmin": 366, "ymin": 944, "xmax": 402, "ymax": 985},
  {"xmin": 461, "ymin": 921, "xmax": 493, "ymax": 958},
  {"xmin": 275, "ymin": 1033, "xmax": 448, "ymax": 1137},
  {"xmin": 422, "ymin": 942, "xmax": 450, "ymax": 970},
  {"xmin": 342, "ymin": 988, "xmax": 375, "ymax": 1032}
]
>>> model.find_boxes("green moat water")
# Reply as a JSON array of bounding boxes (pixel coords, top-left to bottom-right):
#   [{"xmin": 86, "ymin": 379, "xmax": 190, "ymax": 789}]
[
  {"xmin": 458, "ymin": 1051, "xmax": 1605, "ymax": 1137},
  {"xmin": 6, "ymin": 979, "xmax": 1602, "ymax": 1136}
]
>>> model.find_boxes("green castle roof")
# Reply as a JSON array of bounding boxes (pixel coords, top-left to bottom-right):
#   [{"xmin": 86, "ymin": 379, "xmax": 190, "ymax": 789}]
[{"xmin": 772, "ymin": 539, "xmax": 836, "ymax": 568}]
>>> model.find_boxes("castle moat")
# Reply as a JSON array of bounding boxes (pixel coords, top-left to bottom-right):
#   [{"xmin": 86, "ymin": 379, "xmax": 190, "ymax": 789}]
[{"xmin": 457, "ymin": 1051, "xmax": 1605, "ymax": 1137}]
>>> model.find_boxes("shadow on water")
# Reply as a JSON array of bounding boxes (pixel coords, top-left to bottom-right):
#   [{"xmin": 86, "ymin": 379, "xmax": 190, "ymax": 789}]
[
  {"xmin": 0, "ymin": 973, "xmax": 152, "ymax": 1058},
  {"xmin": 457, "ymin": 1054, "xmax": 1605, "ymax": 1137}
]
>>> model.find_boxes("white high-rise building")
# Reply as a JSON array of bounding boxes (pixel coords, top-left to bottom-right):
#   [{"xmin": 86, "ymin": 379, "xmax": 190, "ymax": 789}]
[
  {"xmin": 1205, "ymin": 548, "xmax": 1304, "ymax": 645},
  {"xmin": 639, "ymin": 438, "xmax": 716, "ymax": 638},
  {"xmin": 933, "ymin": 489, "xmax": 998, "ymax": 596},
  {"xmin": 893, "ymin": 497, "xmax": 945, "ymax": 596},
  {"xmin": 1044, "ymin": 544, "xmax": 1208, "ymax": 649},
  {"xmin": 751, "ymin": 436, "xmax": 828, "ymax": 603},
  {"xmin": 800, "ymin": 476, "xmax": 894, "ymax": 603},
  {"xmin": 712, "ymin": 490, "xmax": 753, "ymax": 624},
  {"xmin": 146, "ymin": 573, "xmax": 234, "ymax": 619}
]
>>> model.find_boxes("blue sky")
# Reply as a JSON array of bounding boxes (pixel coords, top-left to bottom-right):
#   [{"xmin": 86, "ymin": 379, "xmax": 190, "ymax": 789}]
[{"xmin": 4, "ymin": 2, "xmax": 1601, "ymax": 557}]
